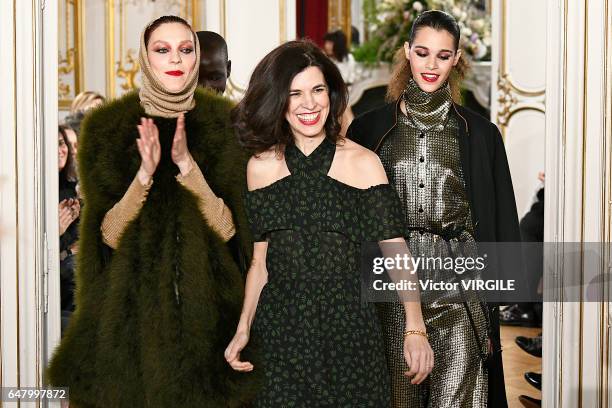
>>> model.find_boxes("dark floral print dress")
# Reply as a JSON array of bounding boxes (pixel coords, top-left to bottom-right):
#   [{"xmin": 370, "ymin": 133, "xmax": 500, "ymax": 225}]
[{"xmin": 245, "ymin": 137, "xmax": 406, "ymax": 407}]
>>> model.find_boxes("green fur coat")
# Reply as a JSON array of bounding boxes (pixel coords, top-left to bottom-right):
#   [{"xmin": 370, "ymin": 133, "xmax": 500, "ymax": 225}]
[{"xmin": 48, "ymin": 89, "xmax": 260, "ymax": 407}]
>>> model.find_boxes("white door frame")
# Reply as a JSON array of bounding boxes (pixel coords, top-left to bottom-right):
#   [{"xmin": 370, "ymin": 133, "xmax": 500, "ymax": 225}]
[
  {"xmin": 0, "ymin": 0, "xmax": 61, "ymax": 405},
  {"xmin": 42, "ymin": 0, "xmax": 64, "ymax": 377},
  {"xmin": 542, "ymin": 0, "xmax": 612, "ymax": 407}
]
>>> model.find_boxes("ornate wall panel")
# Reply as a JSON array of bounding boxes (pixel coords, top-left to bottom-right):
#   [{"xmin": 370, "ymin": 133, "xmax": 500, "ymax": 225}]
[
  {"xmin": 492, "ymin": 0, "xmax": 547, "ymax": 217},
  {"xmin": 503, "ymin": 110, "xmax": 546, "ymax": 213},
  {"xmin": 58, "ymin": 0, "xmax": 84, "ymax": 109}
]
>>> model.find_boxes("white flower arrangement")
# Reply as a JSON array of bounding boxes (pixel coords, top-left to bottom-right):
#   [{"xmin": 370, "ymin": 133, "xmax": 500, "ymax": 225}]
[
  {"xmin": 355, "ymin": 0, "xmax": 492, "ymax": 64},
  {"xmin": 429, "ymin": 0, "xmax": 492, "ymax": 60}
]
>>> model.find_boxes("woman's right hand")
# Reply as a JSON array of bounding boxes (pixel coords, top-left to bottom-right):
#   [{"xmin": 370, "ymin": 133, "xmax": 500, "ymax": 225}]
[
  {"xmin": 59, "ymin": 199, "xmax": 79, "ymax": 236},
  {"xmin": 136, "ymin": 117, "xmax": 161, "ymax": 185},
  {"xmin": 59, "ymin": 200, "xmax": 73, "ymax": 236},
  {"xmin": 224, "ymin": 330, "xmax": 253, "ymax": 372}
]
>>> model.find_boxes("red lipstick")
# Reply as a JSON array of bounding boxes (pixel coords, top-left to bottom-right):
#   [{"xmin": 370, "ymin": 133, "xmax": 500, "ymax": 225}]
[
  {"xmin": 165, "ymin": 70, "xmax": 184, "ymax": 76},
  {"xmin": 297, "ymin": 112, "xmax": 321, "ymax": 126},
  {"xmin": 421, "ymin": 73, "xmax": 440, "ymax": 83}
]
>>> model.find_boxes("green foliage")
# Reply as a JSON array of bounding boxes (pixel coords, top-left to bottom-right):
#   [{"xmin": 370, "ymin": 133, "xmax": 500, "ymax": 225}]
[
  {"xmin": 362, "ymin": 0, "xmax": 379, "ymax": 29},
  {"xmin": 352, "ymin": 35, "xmax": 384, "ymax": 65}
]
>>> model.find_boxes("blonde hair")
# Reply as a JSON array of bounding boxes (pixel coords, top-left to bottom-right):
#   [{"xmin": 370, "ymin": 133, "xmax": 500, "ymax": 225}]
[
  {"xmin": 70, "ymin": 91, "xmax": 105, "ymax": 114},
  {"xmin": 385, "ymin": 47, "xmax": 469, "ymax": 104}
]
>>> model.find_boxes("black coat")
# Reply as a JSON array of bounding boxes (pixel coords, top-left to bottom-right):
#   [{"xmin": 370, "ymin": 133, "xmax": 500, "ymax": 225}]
[{"xmin": 347, "ymin": 100, "xmax": 522, "ymax": 408}]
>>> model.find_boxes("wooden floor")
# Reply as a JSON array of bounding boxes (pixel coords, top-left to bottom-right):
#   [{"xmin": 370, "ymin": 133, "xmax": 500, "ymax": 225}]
[{"xmin": 501, "ymin": 326, "xmax": 542, "ymax": 407}]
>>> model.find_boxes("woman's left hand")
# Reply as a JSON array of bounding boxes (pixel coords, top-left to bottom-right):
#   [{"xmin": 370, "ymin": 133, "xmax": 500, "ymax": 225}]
[
  {"xmin": 171, "ymin": 113, "xmax": 193, "ymax": 175},
  {"xmin": 403, "ymin": 331, "xmax": 434, "ymax": 384},
  {"xmin": 224, "ymin": 330, "xmax": 254, "ymax": 372}
]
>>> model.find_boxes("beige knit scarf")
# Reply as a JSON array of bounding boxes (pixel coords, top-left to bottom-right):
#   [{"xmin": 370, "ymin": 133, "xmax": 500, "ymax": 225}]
[{"xmin": 138, "ymin": 22, "xmax": 200, "ymax": 118}]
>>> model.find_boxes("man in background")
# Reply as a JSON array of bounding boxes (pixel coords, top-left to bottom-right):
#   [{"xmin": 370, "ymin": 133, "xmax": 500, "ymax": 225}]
[{"xmin": 196, "ymin": 31, "xmax": 231, "ymax": 94}]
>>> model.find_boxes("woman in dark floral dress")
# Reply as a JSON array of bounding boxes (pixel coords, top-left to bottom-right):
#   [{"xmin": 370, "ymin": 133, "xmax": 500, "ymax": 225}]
[{"xmin": 224, "ymin": 40, "xmax": 434, "ymax": 407}]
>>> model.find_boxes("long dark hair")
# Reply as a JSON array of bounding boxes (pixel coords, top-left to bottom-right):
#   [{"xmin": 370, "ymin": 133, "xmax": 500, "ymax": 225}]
[
  {"xmin": 386, "ymin": 10, "xmax": 469, "ymax": 102},
  {"xmin": 58, "ymin": 125, "xmax": 77, "ymax": 182},
  {"xmin": 233, "ymin": 40, "xmax": 347, "ymax": 155},
  {"xmin": 323, "ymin": 30, "xmax": 349, "ymax": 62}
]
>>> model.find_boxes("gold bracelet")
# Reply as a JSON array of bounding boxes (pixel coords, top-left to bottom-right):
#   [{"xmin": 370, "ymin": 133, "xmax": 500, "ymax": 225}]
[{"xmin": 404, "ymin": 329, "xmax": 428, "ymax": 339}]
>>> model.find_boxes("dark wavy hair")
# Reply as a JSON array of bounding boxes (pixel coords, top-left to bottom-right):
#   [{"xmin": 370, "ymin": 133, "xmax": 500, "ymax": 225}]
[
  {"xmin": 233, "ymin": 40, "xmax": 348, "ymax": 155},
  {"xmin": 58, "ymin": 125, "xmax": 77, "ymax": 182},
  {"xmin": 144, "ymin": 15, "xmax": 192, "ymax": 47},
  {"xmin": 387, "ymin": 10, "xmax": 469, "ymax": 103},
  {"xmin": 323, "ymin": 30, "xmax": 349, "ymax": 62}
]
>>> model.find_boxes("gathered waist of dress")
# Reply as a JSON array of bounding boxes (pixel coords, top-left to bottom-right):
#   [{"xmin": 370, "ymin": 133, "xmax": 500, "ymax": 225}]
[
  {"xmin": 406, "ymin": 225, "xmax": 474, "ymax": 242},
  {"xmin": 404, "ymin": 226, "xmax": 481, "ymax": 282}
]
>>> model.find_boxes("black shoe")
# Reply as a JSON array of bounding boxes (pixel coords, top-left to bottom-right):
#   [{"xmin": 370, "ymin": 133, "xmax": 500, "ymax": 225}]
[
  {"xmin": 519, "ymin": 395, "xmax": 541, "ymax": 407},
  {"xmin": 524, "ymin": 372, "xmax": 542, "ymax": 390},
  {"xmin": 515, "ymin": 335, "xmax": 542, "ymax": 357},
  {"xmin": 500, "ymin": 304, "xmax": 539, "ymax": 327}
]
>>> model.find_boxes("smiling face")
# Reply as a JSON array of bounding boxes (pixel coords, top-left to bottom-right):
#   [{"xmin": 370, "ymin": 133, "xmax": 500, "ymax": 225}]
[
  {"xmin": 147, "ymin": 22, "xmax": 197, "ymax": 92},
  {"xmin": 65, "ymin": 127, "xmax": 78, "ymax": 156},
  {"xmin": 405, "ymin": 26, "xmax": 461, "ymax": 93},
  {"xmin": 285, "ymin": 66, "xmax": 330, "ymax": 141},
  {"xmin": 58, "ymin": 132, "xmax": 68, "ymax": 171}
]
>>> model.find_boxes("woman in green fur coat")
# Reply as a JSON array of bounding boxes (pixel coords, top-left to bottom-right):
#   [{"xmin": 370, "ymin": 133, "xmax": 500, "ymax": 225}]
[{"xmin": 47, "ymin": 16, "xmax": 259, "ymax": 407}]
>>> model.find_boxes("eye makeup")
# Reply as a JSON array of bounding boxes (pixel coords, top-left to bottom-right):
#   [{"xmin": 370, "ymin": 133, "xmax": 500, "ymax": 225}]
[{"xmin": 414, "ymin": 47, "xmax": 454, "ymax": 60}]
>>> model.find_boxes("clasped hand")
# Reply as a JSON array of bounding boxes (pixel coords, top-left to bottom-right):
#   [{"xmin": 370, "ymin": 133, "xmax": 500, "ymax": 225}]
[
  {"xmin": 136, "ymin": 113, "xmax": 193, "ymax": 184},
  {"xmin": 59, "ymin": 198, "xmax": 80, "ymax": 236}
]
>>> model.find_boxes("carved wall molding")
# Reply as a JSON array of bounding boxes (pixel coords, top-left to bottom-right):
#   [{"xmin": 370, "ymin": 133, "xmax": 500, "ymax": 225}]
[
  {"xmin": 117, "ymin": 49, "xmax": 140, "ymax": 91},
  {"xmin": 495, "ymin": 0, "xmax": 546, "ymax": 135},
  {"xmin": 496, "ymin": 73, "xmax": 545, "ymax": 127},
  {"xmin": 58, "ymin": 0, "xmax": 83, "ymax": 109}
]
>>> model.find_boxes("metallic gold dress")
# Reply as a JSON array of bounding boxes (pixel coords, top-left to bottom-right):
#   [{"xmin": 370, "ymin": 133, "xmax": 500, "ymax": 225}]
[{"xmin": 377, "ymin": 79, "xmax": 489, "ymax": 408}]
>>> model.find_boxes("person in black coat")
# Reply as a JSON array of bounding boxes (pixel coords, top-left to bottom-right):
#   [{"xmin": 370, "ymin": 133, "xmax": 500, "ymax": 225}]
[
  {"xmin": 58, "ymin": 125, "xmax": 81, "ymax": 333},
  {"xmin": 347, "ymin": 10, "xmax": 521, "ymax": 408}
]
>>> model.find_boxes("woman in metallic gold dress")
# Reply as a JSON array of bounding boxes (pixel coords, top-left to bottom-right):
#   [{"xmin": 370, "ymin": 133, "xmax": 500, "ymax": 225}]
[{"xmin": 348, "ymin": 10, "xmax": 521, "ymax": 408}]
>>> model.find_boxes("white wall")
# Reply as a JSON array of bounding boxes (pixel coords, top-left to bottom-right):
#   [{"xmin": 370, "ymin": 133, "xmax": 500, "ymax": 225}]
[
  {"xmin": 543, "ymin": 0, "xmax": 612, "ymax": 406},
  {"xmin": 491, "ymin": 0, "xmax": 547, "ymax": 219},
  {"xmin": 351, "ymin": 0, "xmax": 365, "ymax": 45},
  {"xmin": 211, "ymin": 0, "xmax": 296, "ymax": 100},
  {"xmin": 1, "ymin": 0, "xmax": 61, "ymax": 403},
  {"xmin": 82, "ymin": 0, "xmax": 107, "ymax": 97}
]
